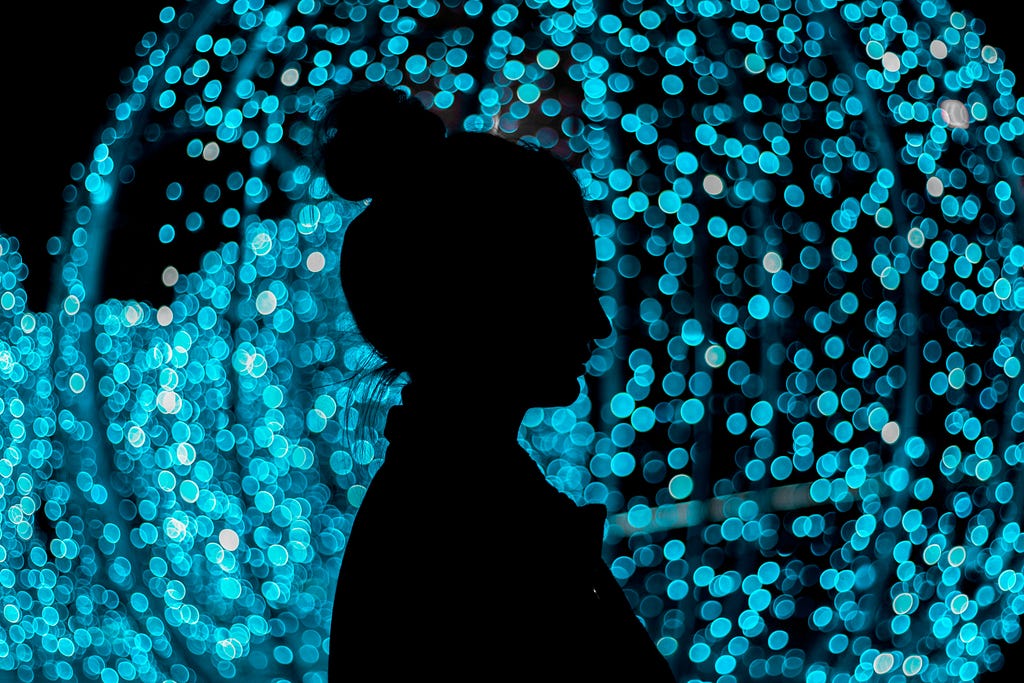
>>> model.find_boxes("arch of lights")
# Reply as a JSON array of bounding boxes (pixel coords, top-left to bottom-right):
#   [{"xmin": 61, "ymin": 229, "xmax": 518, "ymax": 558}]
[{"xmin": 2, "ymin": 0, "xmax": 1024, "ymax": 681}]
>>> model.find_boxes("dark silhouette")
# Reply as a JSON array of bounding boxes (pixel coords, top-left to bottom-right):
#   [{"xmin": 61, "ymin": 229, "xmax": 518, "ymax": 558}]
[{"xmin": 320, "ymin": 84, "xmax": 675, "ymax": 681}]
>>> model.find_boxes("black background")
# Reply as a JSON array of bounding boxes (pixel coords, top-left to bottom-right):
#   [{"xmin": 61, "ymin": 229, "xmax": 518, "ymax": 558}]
[{"xmin": 0, "ymin": 1, "xmax": 1022, "ymax": 679}]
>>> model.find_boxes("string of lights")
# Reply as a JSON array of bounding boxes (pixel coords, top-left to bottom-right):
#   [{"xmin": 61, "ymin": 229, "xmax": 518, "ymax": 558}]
[{"xmin": 2, "ymin": 0, "xmax": 1024, "ymax": 681}]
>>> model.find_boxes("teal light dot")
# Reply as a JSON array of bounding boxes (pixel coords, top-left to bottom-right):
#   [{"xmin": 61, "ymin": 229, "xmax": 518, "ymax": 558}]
[
  {"xmin": 727, "ymin": 412, "xmax": 748, "ymax": 435},
  {"xmin": 751, "ymin": 401, "xmax": 773, "ymax": 426},
  {"xmin": 267, "ymin": 544, "xmax": 289, "ymax": 566},
  {"xmin": 253, "ymin": 491, "xmax": 275, "ymax": 513},
  {"xmin": 748, "ymin": 295, "xmax": 770, "ymax": 320},
  {"xmin": 745, "ymin": 54, "xmax": 766, "ymax": 74},
  {"xmin": 784, "ymin": 185, "xmax": 804, "ymax": 206},
  {"xmin": 610, "ymin": 452, "xmax": 636, "ymax": 477},
  {"xmin": 669, "ymin": 474, "xmax": 693, "ymax": 499},
  {"xmin": 610, "ymin": 392, "xmax": 635, "ymax": 418},
  {"xmin": 681, "ymin": 399, "xmax": 705, "ymax": 424},
  {"xmin": 220, "ymin": 577, "xmax": 242, "ymax": 599}
]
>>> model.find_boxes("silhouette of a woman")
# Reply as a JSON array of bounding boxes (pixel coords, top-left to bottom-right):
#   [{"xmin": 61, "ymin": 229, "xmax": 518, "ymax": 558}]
[{"xmin": 320, "ymin": 84, "xmax": 675, "ymax": 681}]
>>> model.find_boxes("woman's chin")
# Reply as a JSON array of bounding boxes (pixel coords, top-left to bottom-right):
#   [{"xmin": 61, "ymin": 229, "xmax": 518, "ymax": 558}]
[{"xmin": 524, "ymin": 373, "xmax": 585, "ymax": 408}]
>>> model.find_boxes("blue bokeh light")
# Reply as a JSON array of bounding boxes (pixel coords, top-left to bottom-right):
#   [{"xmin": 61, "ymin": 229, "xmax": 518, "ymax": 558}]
[{"xmin": 2, "ymin": 0, "xmax": 1024, "ymax": 681}]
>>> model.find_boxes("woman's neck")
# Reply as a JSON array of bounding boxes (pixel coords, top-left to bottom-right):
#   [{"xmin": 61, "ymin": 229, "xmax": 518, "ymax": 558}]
[{"xmin": 389, "ymin": 379, "xmax": 529, "ymax": 445}]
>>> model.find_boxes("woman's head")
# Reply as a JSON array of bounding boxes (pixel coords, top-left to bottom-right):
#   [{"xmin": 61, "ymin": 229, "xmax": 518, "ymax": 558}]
[{"xmin": 318, "ymin": 84, "xmax": 610, "ymax": 408}]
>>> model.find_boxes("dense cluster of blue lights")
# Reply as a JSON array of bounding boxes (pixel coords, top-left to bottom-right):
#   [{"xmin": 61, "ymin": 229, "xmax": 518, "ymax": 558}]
[{"xmin": 4, "ymin": 0, "xmax": 1024, "ymax": 681}]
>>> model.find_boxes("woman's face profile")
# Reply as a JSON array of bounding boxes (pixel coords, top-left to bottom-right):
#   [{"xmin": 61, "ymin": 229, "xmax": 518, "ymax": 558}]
[
  {"xmin": 531, "ymin": 289, "xmax": 611, "ymax": 408},
  {"xmin": 491, "ymin": 236, "xmax": 612, "ymax": 409}
]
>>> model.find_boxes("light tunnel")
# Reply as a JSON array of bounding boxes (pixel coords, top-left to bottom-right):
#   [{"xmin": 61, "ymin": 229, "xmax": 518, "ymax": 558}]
[{"xmin": 3, "ymin": 0, "xmax": 1024, "ymax": 681}]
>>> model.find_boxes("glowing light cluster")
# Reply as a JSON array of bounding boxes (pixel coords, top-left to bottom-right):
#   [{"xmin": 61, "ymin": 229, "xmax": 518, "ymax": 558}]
[{"xmin": 3, "ymin": 0, "xmax": 1024, "ymax": 681}]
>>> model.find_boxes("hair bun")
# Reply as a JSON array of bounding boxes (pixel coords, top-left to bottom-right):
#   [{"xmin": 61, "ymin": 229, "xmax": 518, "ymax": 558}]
[{"xmin": 317, "ymin": 83, "xmax": 446, "ymax": 200}]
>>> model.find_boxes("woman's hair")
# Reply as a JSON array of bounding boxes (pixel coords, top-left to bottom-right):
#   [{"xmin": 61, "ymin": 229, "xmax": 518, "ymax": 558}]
[{"xmin": 315, "ymin": 83, "xmax": 595, "ymax": 390}]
